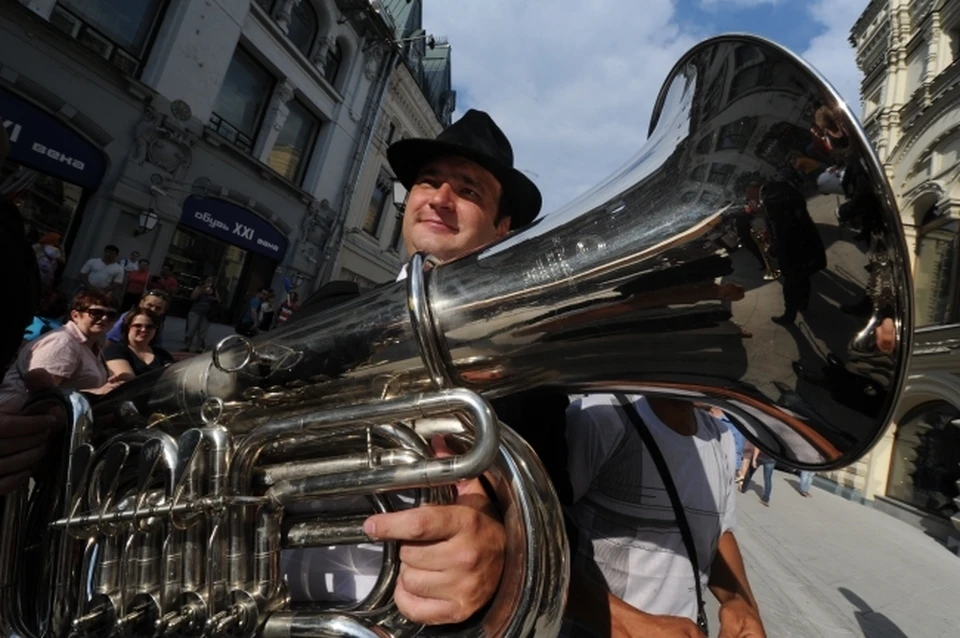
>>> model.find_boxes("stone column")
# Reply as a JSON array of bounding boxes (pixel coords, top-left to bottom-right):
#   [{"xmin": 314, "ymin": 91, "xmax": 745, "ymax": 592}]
[
  {"xmin": 253, "ymin": 79, "xmax": 297, "ymax": 163},
  {"xmin": 274, "ymin": 0, "xmax": 302, "ymax": 35}
]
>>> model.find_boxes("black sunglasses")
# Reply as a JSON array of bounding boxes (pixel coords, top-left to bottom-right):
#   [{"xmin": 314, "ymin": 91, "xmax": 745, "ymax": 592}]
[{"xmin": 83, "ymin": 308, "xmax": 119, "ymax": 322}]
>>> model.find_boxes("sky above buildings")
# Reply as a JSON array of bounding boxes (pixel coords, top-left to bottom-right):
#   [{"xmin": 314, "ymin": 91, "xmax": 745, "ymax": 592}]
[{"xmin": 423, "ymin": 0, "xmax": 871, "ymax": 215}]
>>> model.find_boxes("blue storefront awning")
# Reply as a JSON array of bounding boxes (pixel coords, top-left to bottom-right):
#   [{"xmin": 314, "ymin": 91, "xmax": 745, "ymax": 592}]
[
  {"xmin": 0, "ymin": 88, "xmax": 106, "ymax": 190},
  {"xmin": 180, "ymin": 195, "xmax": 288, "ymax": 261}
]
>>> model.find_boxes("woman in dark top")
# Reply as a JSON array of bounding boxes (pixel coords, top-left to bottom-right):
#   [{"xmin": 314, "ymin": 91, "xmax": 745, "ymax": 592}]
[{"xmin": 104, "ymin": 308, "xmax": 174, "ymax": 379}]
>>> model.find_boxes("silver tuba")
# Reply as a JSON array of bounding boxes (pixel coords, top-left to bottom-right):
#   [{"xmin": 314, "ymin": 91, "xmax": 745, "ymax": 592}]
[{"xmin": 1, "ymin": 34, "xmax": 913, "ymax": 637}]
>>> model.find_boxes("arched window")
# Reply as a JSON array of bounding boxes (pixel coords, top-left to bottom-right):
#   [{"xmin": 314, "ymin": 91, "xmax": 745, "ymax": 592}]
[
  {"xmin": 323, "ymin": 41, "xmax": 343, "ymax": 86},
  {"xmin": 287, "ymin": 1, "xmax": 318, "ymax": 58},
  {"xmin": 887, "ymin": 402, "xmax": 960, "ymax": 518}
]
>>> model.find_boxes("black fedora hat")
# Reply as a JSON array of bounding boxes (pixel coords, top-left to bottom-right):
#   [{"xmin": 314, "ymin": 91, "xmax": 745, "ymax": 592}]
[{"xmin": 387, "ymin": 109, "xmax": 542, "ymax": 229}]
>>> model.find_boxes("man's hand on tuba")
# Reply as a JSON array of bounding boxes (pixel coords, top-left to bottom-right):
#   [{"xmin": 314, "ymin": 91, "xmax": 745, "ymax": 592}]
[{"xmin": 362, "ymin": 435, "xmax": 506, "ymax": 625}]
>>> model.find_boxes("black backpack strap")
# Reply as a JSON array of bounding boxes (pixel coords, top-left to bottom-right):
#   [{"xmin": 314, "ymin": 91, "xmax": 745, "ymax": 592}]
[{"xmin": 614, "ymin": 393, "xmax": 708, "ymax": 635}]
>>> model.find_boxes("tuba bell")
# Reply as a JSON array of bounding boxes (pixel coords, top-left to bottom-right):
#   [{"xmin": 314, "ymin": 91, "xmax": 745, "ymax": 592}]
[{"xmin": 1, "ymin": 34, "xmax": 912, "ymax": 637}]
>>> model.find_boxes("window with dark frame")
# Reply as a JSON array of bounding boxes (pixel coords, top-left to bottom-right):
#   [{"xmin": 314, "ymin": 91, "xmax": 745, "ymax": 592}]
[
  {"xmin": 268, "ymin": 100, "xmax": 320, "ymax": 184},
  {"xmin": 323, "ymin": 41, "xmax": 343, "ymax": 86},
  {"xmin": 717, "ymin": 117, "xmax": 757, "ymax": 152},
  {"xmin": 209, "ymin": 48, "xmax": 275, "ymax": 154},
  {"xmin": 390, "ymin": 208, "xmax": 404, "ymax": 251},
  {"xmin": 287, "ymin": 0, "xmax": 318, "ymax": 57},
  {"xmin": 362, "ymin": 172, "xmax": 391, "ymax": 237},
  {"xmin": 52, "ymin": 0, "xmax": 167, "ymax": 76}
]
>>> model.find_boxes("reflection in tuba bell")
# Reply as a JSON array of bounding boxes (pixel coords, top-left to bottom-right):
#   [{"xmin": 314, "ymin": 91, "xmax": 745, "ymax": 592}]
[{"xmin": 1, "ymin": 34, "xmax": 912, "ymax": 637}]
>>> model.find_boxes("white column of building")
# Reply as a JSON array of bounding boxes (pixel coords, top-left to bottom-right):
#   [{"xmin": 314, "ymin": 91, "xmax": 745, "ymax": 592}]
[
  {"xmin": 138, "ymin": 0, "xmax": 251, "ymax": 123},
  {"xmin": 253, "ymin": 79, "xmax": 297, "ymax": 163}
]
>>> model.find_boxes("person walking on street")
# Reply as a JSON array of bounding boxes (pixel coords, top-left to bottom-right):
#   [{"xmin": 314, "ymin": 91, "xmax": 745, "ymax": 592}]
[
  {"xmin": 185, "ymin": 276, "xmax": 219, "ymax": 352},
  {"xmin": 744, "ymin": 446, "xmax": 777, "ymax": 506},
  {"xmin": 799, "ymin": 470, "xmax": 814, "ymax": 497}
]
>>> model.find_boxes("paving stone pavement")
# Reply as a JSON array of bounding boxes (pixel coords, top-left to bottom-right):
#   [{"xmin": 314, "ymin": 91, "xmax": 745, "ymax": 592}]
[{"xmin": 706, "ymin": 473, "xmax": 960, "ymax": 637}]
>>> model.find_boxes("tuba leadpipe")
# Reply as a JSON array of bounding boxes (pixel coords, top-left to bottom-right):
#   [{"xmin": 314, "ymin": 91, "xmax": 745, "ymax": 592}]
[{"xmin": 2, "ymin": 33, "xmax": 912, "ymax": 637}]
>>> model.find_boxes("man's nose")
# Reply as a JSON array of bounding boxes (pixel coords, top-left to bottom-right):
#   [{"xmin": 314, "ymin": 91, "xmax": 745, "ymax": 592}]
[{"xmin": 430, "ymin": 182, "xmax": 456, "ymax": 207}]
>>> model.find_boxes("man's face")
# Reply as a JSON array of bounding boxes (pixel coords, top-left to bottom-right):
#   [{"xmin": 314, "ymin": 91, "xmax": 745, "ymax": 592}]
[
  {"xmin": 402, "ymin": 155, "xmax": 510, "ymax": 263},
  {"xmin": 103, "ymin": 248, "xmax": 118, "ymax": 263},
  {"xmin": 131, "ymin": 251, "xmax": 140, "ymax": 261},
  {"xmin": 141, "ymin": 296, "xmax": 168, "ymax": 316}
]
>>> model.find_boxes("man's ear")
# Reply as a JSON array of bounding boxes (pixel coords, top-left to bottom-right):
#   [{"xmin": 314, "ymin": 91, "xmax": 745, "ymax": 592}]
[{"xmin": 494, "ymin": 216, "xmax": 512, "ymax": 238}]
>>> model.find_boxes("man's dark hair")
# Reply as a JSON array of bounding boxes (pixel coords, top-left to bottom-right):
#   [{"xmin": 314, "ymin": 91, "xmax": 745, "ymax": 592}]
[
  {"xmin": 138, "ymin": 258, "xmax": 149, "ymax": 266},
  {"xmin": 104, "ymin": 244, "xmax": 119, "ymax": 253},
  {"xmin": 71, "ymin": 289, "xmax": 114, "ymax": 312}
]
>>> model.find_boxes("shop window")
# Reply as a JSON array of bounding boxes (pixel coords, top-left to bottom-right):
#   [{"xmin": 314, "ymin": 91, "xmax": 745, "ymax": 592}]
[
  {"xmin": 288, "ymin": 1, "xmax": 318, "ymax": 57},
  {"xmin": 268, "ymin": 100, "xmax": 319, "ymax": 184},
  {"xmin": 53, "ymin": 0, "xmax": 167, "ymax": 75},
  {"xmin": 887, "ymin": 402, "xmax": 960, "ymax": 519},
  {"xmin": 914, "ymin": 219, "xmax": 959, "ymax": 327},
  {"xmin": 0, "ymin": 167, "xmax": 84, "ymax": 247},
  {"xmin": 209, "ymin": 48, "xmax": 275, "ymax": 153},
  {"xmin": 362, "ymin": 171, "xmax": 391, "ymax": 237},
  {"xmin": 323, "ymin": 41, "xmax": 343, "ymax": 87}
]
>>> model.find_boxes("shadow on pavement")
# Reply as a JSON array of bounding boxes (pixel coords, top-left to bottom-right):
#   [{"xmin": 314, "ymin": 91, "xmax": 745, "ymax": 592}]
[{"xmin": 838, "ymin": 588, "xmax": 909, "ymax": 638}]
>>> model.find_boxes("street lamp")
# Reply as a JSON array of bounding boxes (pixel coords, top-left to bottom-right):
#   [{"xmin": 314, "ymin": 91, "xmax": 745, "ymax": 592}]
[{"xmin": 134, "ymin": 209, "xmax": 159, "ymax": 236}]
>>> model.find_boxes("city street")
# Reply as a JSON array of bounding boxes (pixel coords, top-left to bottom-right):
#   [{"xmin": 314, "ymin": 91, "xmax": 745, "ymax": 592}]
[{"xmin": 707, "ymin": 473, "xmax": 960, "ymax": 638}]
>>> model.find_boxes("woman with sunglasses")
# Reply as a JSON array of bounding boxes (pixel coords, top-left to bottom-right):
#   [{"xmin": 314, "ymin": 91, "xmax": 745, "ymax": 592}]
[
  {"xmin": 104, "ymin": 308, "xmax": 174, "ymax": 379},
  {"xmin": 0, "ymin": 290, "xmax": 125, "ymax": 411},
  {"xmin": 106, "ymin": 290, "xmax": 169, "ymax": 345}
]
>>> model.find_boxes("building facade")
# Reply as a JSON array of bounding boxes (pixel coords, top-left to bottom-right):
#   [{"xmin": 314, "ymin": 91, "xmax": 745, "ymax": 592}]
[
  {"xmin": 325, "ymin": 0, "xmax": 454, "ymax": 288},
  {"xmin": 833, "ymin": 0, "xmax": 960, "ymax": 548},
  {"xmin": 1, "ymin": 0, "xmax": 407, "ymax": 323}
]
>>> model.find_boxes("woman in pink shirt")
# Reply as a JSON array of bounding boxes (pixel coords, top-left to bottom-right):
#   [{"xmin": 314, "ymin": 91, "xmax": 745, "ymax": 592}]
[{"xmin": 0, "ymin": 290, "xmax": 125, "ymax": 412}]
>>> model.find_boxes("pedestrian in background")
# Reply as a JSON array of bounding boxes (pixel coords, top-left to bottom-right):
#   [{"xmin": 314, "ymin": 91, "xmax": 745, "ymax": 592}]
[
  {"xmin": 236, "ymin": 288, "xmax": 269, "ymax": 337},
  {"xmin": 276, "ymin": 291, "xmax": 299, "ymax": 327},
  {"xmin": 185, "ymin": 276, "xmax": 219, "ymax": 352},
  {"xmin": 258, "ymin": 291, "xmax": 276, "ymax": 332},
  {"xmin": 79, "ymin": 244, "xmax": 125, "ymax": 303},
  {"xmin": 744, "ymin": 446, "xmax": 777, "ymax": 506},
  {"xmin": 107, "ymin": 290, "xmax": 169, "ymax": 346},
  {"xmin": 799, "ymin": 470, "xmax": 814, "ymax": 498},
  {"xmin": 32, "ymin": 232, "xmax": 64, "ymax": 290},
  {"xmin": 121, "ymin": 259, "xmax": 151, "ymax": 311}
]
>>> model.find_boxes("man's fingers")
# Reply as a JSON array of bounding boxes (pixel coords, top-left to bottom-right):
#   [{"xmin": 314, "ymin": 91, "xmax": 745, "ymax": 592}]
[
  {"xmin": 0, "ymin": 471, "xmax": 32, "ymax": 495},
  {"xmin": 364, "ymin": 507, "xmax": 455, "ymax": 542},
  {"xmin": 0, "ymin": 414, "xmax": 56, "ymax": 438},
  {"xmin": 0, "ymin": 431, "xmax": 49, "ymax": 456},
  {"xmin": 0, "ymin": 443, "xmax": 50, "ymax": 477},
  {"xmin": 393, "ymin": 576, "xmax": 469, "ymax": 625}
]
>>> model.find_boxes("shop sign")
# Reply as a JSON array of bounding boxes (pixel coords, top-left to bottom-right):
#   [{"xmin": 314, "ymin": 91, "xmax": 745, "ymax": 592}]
[
  {"xmin": 180, "ymin": 195, "xmax": 288, "ymax": 260},
  {"xmin": 0, "ymin": 88, "xmax": 106, "ymax": 190}
]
